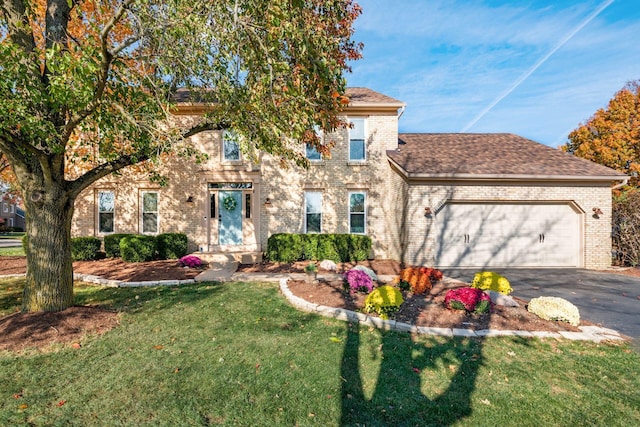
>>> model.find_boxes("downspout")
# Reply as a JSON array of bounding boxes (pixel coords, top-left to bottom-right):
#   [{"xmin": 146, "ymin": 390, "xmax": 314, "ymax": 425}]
[
  {"xmin": 612, "ymin": 177, "xmax": 630, "ymax": 190},
  {"xmin": 397, "ymin": 104, "xmax": 406, "ymax": 120}
]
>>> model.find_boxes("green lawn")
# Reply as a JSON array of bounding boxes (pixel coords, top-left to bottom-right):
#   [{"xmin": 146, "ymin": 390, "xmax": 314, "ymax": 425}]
[
  {"xmin": 0, "ymin": 247, "xmax": 25, "ymax": 257},
  {"xmin": 0, "ymin": 279, "xmax": 639, "ymax": 426}
]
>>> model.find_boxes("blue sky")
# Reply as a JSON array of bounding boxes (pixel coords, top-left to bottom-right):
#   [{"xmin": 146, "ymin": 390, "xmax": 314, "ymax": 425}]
[{"xmin": 347, "ymin": 0, "xmax": 640, "ymax": 147}]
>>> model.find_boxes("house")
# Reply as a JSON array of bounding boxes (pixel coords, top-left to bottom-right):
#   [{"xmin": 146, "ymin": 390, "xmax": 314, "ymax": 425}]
[
  {"xmin": 0, "ymin": 198, "xmax": 25, "ymax": 231},
  {"xmin": 71, "ymin": 88, "xmax": 627, "ymax": 269}
]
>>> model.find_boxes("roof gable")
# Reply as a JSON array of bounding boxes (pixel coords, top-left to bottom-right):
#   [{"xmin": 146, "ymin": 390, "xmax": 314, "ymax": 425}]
[{"xmin": 388, "ymin": 133, "xmax": 627, "ymax": 181}]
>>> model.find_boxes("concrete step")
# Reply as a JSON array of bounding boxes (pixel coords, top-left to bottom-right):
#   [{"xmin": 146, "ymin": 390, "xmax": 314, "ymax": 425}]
[{"xmin": 193, "ymin": 251, "xmax": 262, "ymax": 267}]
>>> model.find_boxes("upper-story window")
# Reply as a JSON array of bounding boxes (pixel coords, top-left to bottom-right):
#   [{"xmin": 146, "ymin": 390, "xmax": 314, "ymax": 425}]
[
  {"xmin": 98, "ymin": 191, "xmax": 115, "ymax": 234},
  {"xmin": 306, "ymin": 126, "xmax": 323, "ymax": 161},
  {"xmin": 222, "ymin": 130, "xmax": 241, "ymax": 162},
  {"xmin": 349, "ymin": 118, "xmax": 366, "ymax": 161},
  {"xmin": 141, "ymin": 191, "xmax": 159, "ymax": 234},
  {"xmin": 2, "ymin": 203, "xmax": 7, "ymax": 213}
]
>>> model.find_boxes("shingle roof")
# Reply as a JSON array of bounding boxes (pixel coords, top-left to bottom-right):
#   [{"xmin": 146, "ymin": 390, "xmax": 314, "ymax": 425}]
[
  {"xmin": 172, "ymin": 87, "xmax": 404, "ymax": 106},
  {"xmin": 388, "ymin": 133, "xmax": 627, "ymax": 180},
  {"xmin": 345, "ymin": 87, "xmax": 404, "ymax": 106}
]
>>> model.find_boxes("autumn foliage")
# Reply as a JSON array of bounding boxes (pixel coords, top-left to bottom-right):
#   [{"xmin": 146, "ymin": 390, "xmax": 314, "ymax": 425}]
[{"xmin": 562, "ymin": 80, "xmax": 640, "ymax": 187}]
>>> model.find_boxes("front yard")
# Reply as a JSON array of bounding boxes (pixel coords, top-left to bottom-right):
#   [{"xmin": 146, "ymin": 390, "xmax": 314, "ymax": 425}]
[{"xmin": 0, "ymin": 278, "xmax": 639, "ymax": 426}]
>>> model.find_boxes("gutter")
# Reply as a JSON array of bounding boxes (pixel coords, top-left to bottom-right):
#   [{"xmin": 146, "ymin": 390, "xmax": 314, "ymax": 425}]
[{"xmin": 387, "ymin": 157, "xmax": 629, "ymax": 184}]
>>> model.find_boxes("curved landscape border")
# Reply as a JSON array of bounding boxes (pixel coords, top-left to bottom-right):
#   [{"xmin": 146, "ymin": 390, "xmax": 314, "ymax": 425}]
[{"xmin": 0, "ymin": 272, "xmax": 624, "ymax": 343}]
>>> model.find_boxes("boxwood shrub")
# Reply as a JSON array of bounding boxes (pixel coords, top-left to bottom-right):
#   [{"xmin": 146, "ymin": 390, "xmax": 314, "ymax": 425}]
[
  {"xmin": 71, "ymin": 237, "xmax": 102, "ymax": 261},
  {"xmin": 120, "ymin": 235, "xmax": 157, "ymax": 262},
  {"xmin": 156, "ymin": 233, "xmax": 188, "ymax": 260},
  {"xmin": 266, "ymin": 233, "xmax": 371, "ymax": 263},
  {"xmin": 104, "ymin": 233, "xmax": 134, "ymax": 258}
]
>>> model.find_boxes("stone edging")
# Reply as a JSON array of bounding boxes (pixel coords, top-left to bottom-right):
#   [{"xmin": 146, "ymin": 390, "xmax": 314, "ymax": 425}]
[
  {"xmin": 0, "ymin": 273, "xmax": 196, "ymax": 288},
  {"xmin": 278, "ymin": 278, "xmax": 624, "ymax": 343},
  {"xmin": 0, "ymin": 272, "xmax": 625, "ymax": 343}
]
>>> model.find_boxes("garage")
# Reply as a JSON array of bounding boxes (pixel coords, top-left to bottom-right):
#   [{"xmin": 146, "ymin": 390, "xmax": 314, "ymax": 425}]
[{"xmin": 433, "ymin": 202, "xmax": 581, "ymax": 268}]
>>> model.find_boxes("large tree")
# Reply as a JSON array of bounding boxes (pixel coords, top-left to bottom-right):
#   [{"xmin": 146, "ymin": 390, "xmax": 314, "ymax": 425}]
[
  {"xmin": 0, "ymin": 0, "xmax": 362, "ymax": 311},
  {"xmin": 562, "ymin": 80, "xmax": 640, "ymax": 186}
]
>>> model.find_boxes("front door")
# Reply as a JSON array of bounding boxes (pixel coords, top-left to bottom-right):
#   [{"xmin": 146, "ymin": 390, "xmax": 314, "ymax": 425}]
[{"xmin": 218, "ymin": 190, "xmax": 243, "ymax": 245}]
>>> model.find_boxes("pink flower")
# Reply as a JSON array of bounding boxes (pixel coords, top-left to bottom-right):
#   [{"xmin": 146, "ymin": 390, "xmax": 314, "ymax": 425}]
[
  {"xmin": 343, "ymin": 269, "xmax": 374, "ymax": 294},
  {"xmin": 444, "ymin": 287, "xmax": 491, "ymax": 313}
]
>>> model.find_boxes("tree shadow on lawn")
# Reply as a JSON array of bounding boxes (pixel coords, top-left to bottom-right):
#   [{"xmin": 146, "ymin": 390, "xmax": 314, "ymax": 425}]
[
  {"xmin": 73, "ymin": 280, "xmax": 227, "ymax": 313},
  {"xmin": 340, "ymin": 296, "xmax": 493, "ymax": 426}
]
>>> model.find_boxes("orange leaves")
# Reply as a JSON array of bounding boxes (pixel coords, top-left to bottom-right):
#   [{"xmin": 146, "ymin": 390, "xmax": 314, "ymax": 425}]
[{"xmin": 564, "ymin": 80, "xmax": 640, "ymax": 187}]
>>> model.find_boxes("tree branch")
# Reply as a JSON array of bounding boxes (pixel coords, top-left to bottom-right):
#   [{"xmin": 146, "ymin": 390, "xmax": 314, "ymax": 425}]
[
  {"xmin": 0, "ymin": 0, "xmax": 37, "ymax": 52},
  {"xmin": 68, "ymin": 152, "xmax": 149, "ymax": 198},
  {"xmin": 60, "ymin": 0, "xmax": 137, "ymax": 143}
]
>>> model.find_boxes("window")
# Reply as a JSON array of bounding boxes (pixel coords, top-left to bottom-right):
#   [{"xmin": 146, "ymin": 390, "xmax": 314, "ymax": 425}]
[
  {"xmin": 222, "ymin": 130, "xmax": 241, "ymax": 161},
  {"xmin": 306, "ymin": 126, "xmax": 322, "ymax": 161},
  {"xmin": 141, "ymin": 191, "xmax": 159, "ymax": 234},
  {"xmin": 245, "ymin": 193, "xmax": 251, "ymax": 219},
  {"xmin": 305, "ymin": 192, "xmax": 322, "ymax": 233},
  {"xmin": 349, "ymin": 192, "xmax": 366, "ymax": 234},
  {"xmin": 2, "ymin": 203, "xmax": 7, "ymax": 213},
  {"xmin": 98, "ymin": 191, "xmax": 115, "ymax": 233},
  {"xmin": 9, "ymin": 205, "xmax": 14, "ymax": 213},
  {"xmin": 349, "ymin": 118, "xmax": 366, "ymax": 161},
  {"xmin": 8, "ymin": 218, "xmax": 13, "ymax": 227}
]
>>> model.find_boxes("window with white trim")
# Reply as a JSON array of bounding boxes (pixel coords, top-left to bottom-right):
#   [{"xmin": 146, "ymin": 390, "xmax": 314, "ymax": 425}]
[
  {"xmin": 305, "ymin": 192, "xmax": 322, "ymax": 233},
  {"xmin": 222, "ymin": 130, "xmax": 241, "ymax": 161},
  {"xmin": 98, "ymin": 191, "xmax": 115, "ymax": 233},
  {"xmin": 8, "ymin": 218, "xmax": 13, "ymax": 227},
  {"xmin": 141, "ymin": 191, "xmax": 159, "ymax": 234},
  {"xmin": 9, "ymin": 204, "xmax": 14, "ymax": 213},
  {"xmin": 2, "ymin": 203, "xmax": 7, "ymax": 213},
  {"xmin": 348, "ymin": 118, "xmax": 366, "ymax": 161},
  {"xmin": 349, "ymin": 192, "xmax": 366, "ymax": 234},
  {"xmin": 306, "ymin": 126, "xmax": 323, "ymax": 161}
]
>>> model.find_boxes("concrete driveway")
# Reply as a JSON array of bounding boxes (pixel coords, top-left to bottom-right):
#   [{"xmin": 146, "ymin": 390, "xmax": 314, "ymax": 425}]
[{"xmin": 440, "ymin": 268, "xmax": 640, "ymax": 341}]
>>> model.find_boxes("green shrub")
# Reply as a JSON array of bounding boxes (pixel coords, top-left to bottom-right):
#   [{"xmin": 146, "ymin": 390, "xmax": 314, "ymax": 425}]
[
  {"xmin": 71, "ymin": 236, "xmax": 102, "ymax": 261},
  {"xmin": 316, "ymin": 234, "xmax": 340, "ymax": 262},
  {"xmin": 363, "ymin": 285, "xmax": 404, "ymax": 320},
  {"xmin": 266, "ymin": 233, "xmax": 373, "ymax": 263},
  {"xmin": 470, "ymin": 271, "xmax": 512, "ymax": 295},
  {"xmin": 104, "ymin": 234, "xmax": 134, "ymax": 258},
  {"xmin": 156, "ymin": 233, "xmax": 188, "ymax": 260},
  {"xmin": 527, "ymin": 296, "xmax": 580, "ymax": 326},
  {"xmin": 349, "ymin": 235, "xmax": 372, "ymax": 261},
  {"xmin": 120, "ymin": 235, "xmax": 157, "ymax": 262},
  {"xmin": 266, "ymin": 233, "xmax": 304, "ymax": 263},
  {"xmin": 300, "ymin": 234, "xmax": 318, "ymax": 260}
]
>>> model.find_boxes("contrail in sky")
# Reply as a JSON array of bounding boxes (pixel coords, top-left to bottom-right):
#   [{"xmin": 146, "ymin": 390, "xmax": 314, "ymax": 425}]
[{"xmin": 461, "ymin": 0, "xmax": 615, "ymax": 132}]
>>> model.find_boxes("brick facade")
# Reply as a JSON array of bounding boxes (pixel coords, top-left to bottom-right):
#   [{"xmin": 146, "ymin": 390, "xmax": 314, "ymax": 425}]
[{"xmin": 70, "ymin": 88, "xmax": 620, "ymax": 269}]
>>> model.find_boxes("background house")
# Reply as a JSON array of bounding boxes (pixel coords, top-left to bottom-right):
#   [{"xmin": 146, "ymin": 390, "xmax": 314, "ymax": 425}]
[
  {"xmin": 0, "ymin": 197, "xmax": 25, "ymax": 231},
  {"xmin": 71, "ymin": 88, "xmax": 626, "ymax": 269}
]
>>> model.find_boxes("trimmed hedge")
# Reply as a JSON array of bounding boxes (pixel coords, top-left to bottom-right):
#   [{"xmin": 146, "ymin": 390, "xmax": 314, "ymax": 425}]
[
  {"xmin": 120, "ymin": 235, "xmax": 157, "ymax": 262},
  {"xmin": 156, "ymin": 233, "xmax": 188, "ymax": 260},
  {"xmin": 104, "ymin": 234, "xmax": 134, "ymax": 258},
  {"xmin": 71, "ymin": 237, "xmax": 102, "ymax": 261},
  {"xmin": 266, "ymin": 233, "xmax": 371, "ymax": 263}
]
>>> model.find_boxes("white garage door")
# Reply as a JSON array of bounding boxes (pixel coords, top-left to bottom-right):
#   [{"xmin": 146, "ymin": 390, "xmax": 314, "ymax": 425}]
[{"xmin": 434, "ymin": 202, "xmax": 581, "ymax": 268}]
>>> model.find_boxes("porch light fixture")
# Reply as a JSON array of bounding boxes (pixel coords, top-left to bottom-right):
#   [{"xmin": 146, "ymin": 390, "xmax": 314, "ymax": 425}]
[
  {"xmin": 424, "ymin": 207, "xmax": 432, "ymax": 216},
  {"xmin": 185, "ymin": 196, "xmax": 194, "ymax": 206},
  {"xmin": 592, "ymin": 207, "xmax": 603, "ymax": 218},
  {"xmin": 264, "ymin": 197, "xmax": 272, "ymax": 207}
]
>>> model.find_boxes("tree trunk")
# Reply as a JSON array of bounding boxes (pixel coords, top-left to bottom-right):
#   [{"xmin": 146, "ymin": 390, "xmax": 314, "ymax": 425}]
[{"xmin": 22, "ymin": 186, "xmax": 76, "ymax": 312}]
